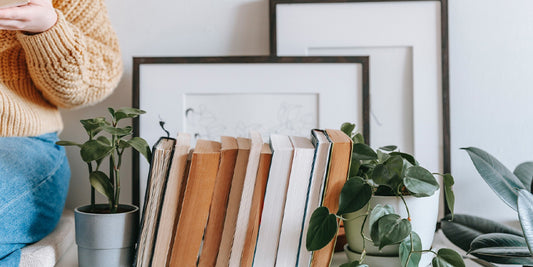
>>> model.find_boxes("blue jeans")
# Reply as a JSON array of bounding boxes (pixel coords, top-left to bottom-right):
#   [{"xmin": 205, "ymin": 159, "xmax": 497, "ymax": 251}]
[{"xmin": 0, "ymin": 132, "xmax": 70, "ymax": 266}]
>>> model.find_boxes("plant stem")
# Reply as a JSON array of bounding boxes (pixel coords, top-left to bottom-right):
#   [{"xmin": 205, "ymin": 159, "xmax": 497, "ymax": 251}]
[
  {"xmin": 399, "ymin": 193, "xmax": 411, "ymax": 220},
  {"xmin": 87, "ymin": 162, "xmax": 95, "ymax": 211}
]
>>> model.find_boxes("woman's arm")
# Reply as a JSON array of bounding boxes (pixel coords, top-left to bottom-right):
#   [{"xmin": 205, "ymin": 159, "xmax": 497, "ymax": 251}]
[{"xmin": 0, "ymin": 0, "xmax": 123, "ymax": 108}]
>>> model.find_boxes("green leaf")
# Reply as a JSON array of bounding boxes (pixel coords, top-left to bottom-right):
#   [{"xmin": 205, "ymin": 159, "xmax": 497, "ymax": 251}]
[
  {"xmin": 470, "ymin": 233, "xmax": 530, "ymax": 257},
  {"xmin": 403, "ymin": 166, "xmax": 439, "ymax": 197},
  {"xmin": 101, "ymin": 125, "xmax": 133, "ymax": 136},
  {"xmin": 377, "ymin": 150, "xmax": 391, "ymax": 164},
  {"xmin": 80, "ymin": 140, "xmax": 113, "ymax": 162},
  {"xmin": 352, "ymin": 143, "xmax": 377, "ymax": 160},
  {"xmin": 432, "ymin": 248, "xmax": 465, "ymax": 267},
  {"xmin": 107, "ymin": 107, "xmax": 115, "ymax": 117},
  {"xmin": 443, "ymin": 173, "xmax": 456, "ymax": 218},
  {"xmin": 440, "ymin": 214, "xmax": 523, "ymax": 253},
  {"xmin": 385, "ymin": 155, "xmax": 404, "ymax": 177},
  {"xmin": 96, "ymin": 136, "xmax": 111, "ymax": 146},
  {"xmin": 306, "ymin": 207, "xmax": 338, "ymax": 251},
  {"xmin": 80, "ymin": 117, "xmax": 107, "ymax": 137},
  {"xmin": 128, "ymin": 137, "xmax": 152, "ymax": 162},
  {"xmin": 89, "ymin": 171, "xmax": 114, "ymax": 201},
  {"xmin": 370, "ymin": 214, "xmax": 411, "ymax": 250},
  {"xmin": 399, "ymin": 232, "xmax": 422, "ymax": 267},
  {"xmin": 514, "ymin": 162, "xmax": 533, "ymax": 191},
  {"xmin": 349, "ymin": 158, "xmax": 361, "ymax": 178},
  {"xmin": 379, "ymin": 145, "xmax": 397, "ymax": 152},
  {"xmin": 390, "ymin": 152, "xmax": 418, "ymax": 166},
  {"xmin": 337, "ymin": 177, "xmax": 372, "ymax": 215},
  {"xmin": 371, "ymin": 164, "xmax": 392, "ymax": 185},
  {"xmin": 462, "ymin": 147, "xmax": 525, "ymax": 210},
  {"xmin": 368, "ymin": 204, "xmax": 395, "ymax": 229},
  {"xmin": 518, "ymin": 189, "xmax": 533, "ymax": 255},
  {"xmin": 340, "ymin": 261, "xmax": 368, "ymax": 267},
  {"xmin": 55, "ymin": 141, "xmax": 82, "ymax": 147},
  {"xmin": 114, "ymin": 107, "xmax": 146, "ymax": 122},
  {"xmin": 341, "ymin": 122, "xmax": 356, "ymax": 137},
  {"xmin": 353, "ymin": 133, "xmax": 365, "ymax": 144}
]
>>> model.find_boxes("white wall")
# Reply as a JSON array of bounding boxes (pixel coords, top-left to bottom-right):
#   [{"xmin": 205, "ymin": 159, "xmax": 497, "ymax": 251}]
[{"xmin": 61, "ymin": 0, "xmax": 532, "ymax": 225}]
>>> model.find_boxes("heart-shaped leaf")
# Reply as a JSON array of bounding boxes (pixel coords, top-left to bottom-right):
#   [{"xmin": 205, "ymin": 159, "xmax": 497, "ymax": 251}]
[
  {"xmin": 341, "ymin": 122, "xmax": 356, "ymax": 137},
  {"xmin": 338, "ymin": 177, "xmax": 372, "ymax": 215},
  {"xmin": 403, "ymin": 166, "xmax": 439, "ymax": 197},
  {"xmin": 89, "ymin": 171, "xmax": 114, "ymax": 201},
  {"xmin": 371, "ymin": 214, "xmax": 411, "ymax": 250},
  {"xmin": 390, "ymin": 152, "xmax": 418, "ymax": 166},
  {"xmin": 368, "ymin": 204, "xmax": 395, "ymax": 229},
  {"xmin": 514, "ymin": 162, "xmax": 533, "ymax": 190},
  {"xmin": 306, "ymin": 207, "xmax": 338, "ymax": 251},
  {"xmin": 432, "ymin": 248, "xmax": 465, "ymax": 267},
  {"xmin": 462, "ymin": 147, "xmax": 525, "ymax": 210},
  {"xmin": 371, "ymin": 164, "xmax": 392, "ymax": 185},
  {"xmin": 518, "ymin": 189, "xmax": 533, "ymax": 255},
  {"xmin": 399, "ymin": 232, "xmax": 422, "ymax": 267},
  {"xmin": 443, "ymin": 173, "xmax": 456, "ymax": 218},
  {"xmin": 352, "ymin": 143, "xmax": 377, "ymax": 160},
  {"xmin": 379, "ymin": 145, "xmax": 397, "ymax": 152}
]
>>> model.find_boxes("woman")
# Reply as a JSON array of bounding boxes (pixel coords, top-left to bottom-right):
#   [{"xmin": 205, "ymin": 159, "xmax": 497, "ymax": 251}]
[{"xmin": 0, "ymin": 0, "xmax": 122, "ymax": 264}]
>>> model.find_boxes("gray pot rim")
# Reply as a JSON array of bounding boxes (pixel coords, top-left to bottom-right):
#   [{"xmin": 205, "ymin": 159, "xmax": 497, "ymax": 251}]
[{"xmin": 75, "ymin": 204, "xmax": 139, "ymax": 216}]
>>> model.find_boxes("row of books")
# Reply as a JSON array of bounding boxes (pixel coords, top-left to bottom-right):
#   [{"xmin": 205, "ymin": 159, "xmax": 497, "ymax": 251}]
[{"xmin": 134, "ymin": 128, "xmax": 353, "ymax": 267}]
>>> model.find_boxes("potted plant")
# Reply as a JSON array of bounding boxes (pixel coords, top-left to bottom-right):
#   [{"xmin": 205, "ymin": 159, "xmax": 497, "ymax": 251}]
[
  {"xmin": 306, "ymin": 123, "xmax": 465, "ymax": 267},
  {"xmin": 441, "ymin": 147, "xmax": 533, "ymax": 266},
  {"xmin": 57, "ymin": 107, "xmax": 151, "ymax": 267}
]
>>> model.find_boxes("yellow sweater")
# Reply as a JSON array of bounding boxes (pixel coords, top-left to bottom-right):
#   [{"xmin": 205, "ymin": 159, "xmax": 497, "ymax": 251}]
[{"xmin": 0, "ymin": 0, "xmax": 123, "ymax": 136}]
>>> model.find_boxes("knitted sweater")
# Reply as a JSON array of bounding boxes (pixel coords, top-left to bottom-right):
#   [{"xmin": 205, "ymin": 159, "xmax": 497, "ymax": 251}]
[{"xmin": 0, "ymin": 0, "xmax": 123, "ymax": 137}]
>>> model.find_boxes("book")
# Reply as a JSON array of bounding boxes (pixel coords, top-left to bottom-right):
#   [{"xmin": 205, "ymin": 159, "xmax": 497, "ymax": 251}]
[
  {"xmin": 135, "ymin": 137, "xmax": 176, "ymax": 267},
  {"xmin": 276, "ymin": 136, "xmax": 316, "ymax": 267},
  {"xmin": 310, "ymin": 129, "xmax": 353, "ymax": 267},
  {"xmin": 215, "ymin": 137, "xmax": 251, "ymax": 267},
  {"xmin": 151, "ymin": 133, "xmax": 191, "ymax": 267},
  {"xmin": 228, "ymin": 131, "xmax": 264, "ymax": 266},
  {"xmin": 297, "ymin": 129, "xmax": 332, "ymax": 267},
  {"xmin": 0, "ymin": 0, "xmax": 28, "ymax": 9},
  {"xmin": 168, "ymin": 140, "xmax": 221, "ymax": 267},
  {"xmin": 240, "ymin": 143, "xmax": 272, "ymax": 267},
  {"xmin": 253, "ymin": 134, "xmax": 294, "ymax": 267},
  {"xmin": 198, "ymin": 136, "xmax": 239, "ymax": 267}
]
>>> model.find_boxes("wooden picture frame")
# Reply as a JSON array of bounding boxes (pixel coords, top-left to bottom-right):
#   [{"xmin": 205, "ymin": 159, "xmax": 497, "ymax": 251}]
[
  {"xmin": 131, "ymin": 56, "xmax": 369, "ymax": 207},
  {"xmin": 271, "ymin": 0, "xmax": 450, "ymax": 179}
]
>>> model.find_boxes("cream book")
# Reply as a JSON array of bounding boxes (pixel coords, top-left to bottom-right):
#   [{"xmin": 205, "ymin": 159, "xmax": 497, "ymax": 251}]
[{"xmin": 0, "ymin": 0, "xmax": 28, "ymax": 8}]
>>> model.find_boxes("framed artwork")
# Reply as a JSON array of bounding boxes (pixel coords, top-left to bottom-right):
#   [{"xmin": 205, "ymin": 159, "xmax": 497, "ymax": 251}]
[
  {"xmin": 131, "ymin": 56, "xmax": 369, "ymax": 207},
  {"xmin": 271, "ymin": 0, "xmax": 450, "ymax": 178}
]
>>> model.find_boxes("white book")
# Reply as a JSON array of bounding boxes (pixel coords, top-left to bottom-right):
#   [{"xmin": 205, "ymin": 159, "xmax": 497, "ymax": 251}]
[
  {"xmin": 297, "ymin": 130, "xmax": 332, "ymax": 267},
  {"xmin": 228, "ymin": 131, "xmax": 263, "ymax": 266},
  {"xmin": 275, "ymin": 136, "xmax": 316, "ymax": 267},
  {"xmin": 253, "ymin": 134, "xmax": 294, "ymax": 267}
]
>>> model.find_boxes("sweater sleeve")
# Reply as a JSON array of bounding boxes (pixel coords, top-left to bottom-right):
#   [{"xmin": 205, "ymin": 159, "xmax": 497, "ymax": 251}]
[{"xmin": 15, "ymin": 0, "xmax": 123, "ymax": 109}]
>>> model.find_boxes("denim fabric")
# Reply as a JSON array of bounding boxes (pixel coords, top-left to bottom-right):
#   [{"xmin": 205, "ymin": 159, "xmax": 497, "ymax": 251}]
[{"xmin": 0, "ymin": 132, "xmax": 70, "ymax": 266}]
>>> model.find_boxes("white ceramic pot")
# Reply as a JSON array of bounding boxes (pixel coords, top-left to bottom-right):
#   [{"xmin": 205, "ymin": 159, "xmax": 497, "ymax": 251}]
[{"xmin": 343, "ymin": 189, "xmax": 440, "ymax": 256}]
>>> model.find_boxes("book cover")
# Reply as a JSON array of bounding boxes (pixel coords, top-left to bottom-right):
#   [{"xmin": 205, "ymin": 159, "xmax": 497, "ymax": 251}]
[
  {"xmin": 310, "ymin": 129, "xmax": 353, "ymax": 267},
  {"xmin": 240, "ymin": 143, "xmax": 272, "ymax": 267},
  {"xmin": 228, "ymin": 131, "xmax": 264, "ymax": 266},
  {"xmin": 168, "ymin": 140, "xmax": 221, "ymax": 266},
  {"xmin": 253, "ymin": 134, "xmax": 294, "ymax": 267},
  {"xmin": 198, "ymin": 136, "xmax": 239, "ymax": 267},
  {"xmin": 151, "ymin": 133, "xmax": 191, "ymax": 267},
  {"xmin": 135, "ymin": 137, "xmax": 176, "ymax": 267},
  {"xmin": 276, "ymin": 136, "xmax": 316, "ymax": 267},
  {"xmin": 297, "ymin": 129, "xmax": 332, "ymax": 267},
  {"xmin": 215, "ymin": 137, "xmax": 251, "ymax": 267}
]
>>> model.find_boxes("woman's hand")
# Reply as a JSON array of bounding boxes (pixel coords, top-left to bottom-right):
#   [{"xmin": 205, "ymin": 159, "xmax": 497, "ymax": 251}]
[{"xmin": 0, "ymin": 0, "xmax": 57, "ymax": 33}]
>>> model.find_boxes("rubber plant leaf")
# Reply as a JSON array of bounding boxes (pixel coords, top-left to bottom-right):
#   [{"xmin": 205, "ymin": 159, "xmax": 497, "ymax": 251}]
[
  {"xmin": 518, "ymin": 189, "xmax": 533, "ymax": 254},
  {"xmin": 514, "ymin": 162, "xmax": 533, "ymax": 190}
]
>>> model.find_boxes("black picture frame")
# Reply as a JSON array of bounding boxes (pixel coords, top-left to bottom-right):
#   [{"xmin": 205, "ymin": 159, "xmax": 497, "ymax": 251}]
[{"xmin": 131, "ymin": 56, "xmax": 370, "ymax": 207}]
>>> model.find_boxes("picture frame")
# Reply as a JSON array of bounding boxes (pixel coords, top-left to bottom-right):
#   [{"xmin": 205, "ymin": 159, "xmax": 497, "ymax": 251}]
[
  {"xmin": 271, "ymin": 0, "xmax": 450, "ymax": 178},
  {"xmin": 131, "ymin": 56, "xmax": 369, "ymax": 207}
]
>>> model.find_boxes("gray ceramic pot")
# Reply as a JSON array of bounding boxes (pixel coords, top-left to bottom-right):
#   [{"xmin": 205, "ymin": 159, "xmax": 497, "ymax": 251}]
[{"xmin": 74, "ymin": 204, "xmax": 139, "ymax": 267}]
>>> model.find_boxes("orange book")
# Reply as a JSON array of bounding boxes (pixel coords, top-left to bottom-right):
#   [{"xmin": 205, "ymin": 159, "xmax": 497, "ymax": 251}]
[
  {"xmin": 240, "ymin": 143, "xmax": 273, "ymax": 267},
  {"xmin": 310, "ymin": 129, "xmax": 352, "ymax": 267},
  {"xmin": 168, "ymin": 140, "xmax": 221, "ymax": 267},
  {"xmin": 215, "ymin": 138, "xmax": 251, "ymax": 267},
  {"xmin": 198, "ymin": 137, "xmax": 239, "ymax": 267}
]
